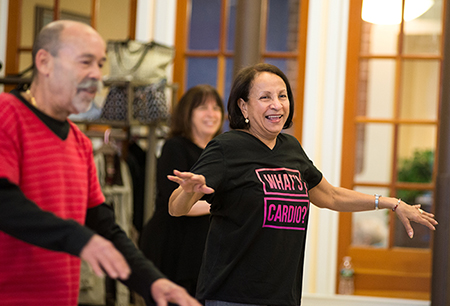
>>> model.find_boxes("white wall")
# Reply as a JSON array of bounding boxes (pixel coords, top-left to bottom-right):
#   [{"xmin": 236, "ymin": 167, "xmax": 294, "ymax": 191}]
[
  {"xmin": 0, "ymin": 0, "xmax": 8, "ymax": 92},
  {"xmin": 301, "ymin": 0, "xmax": 348, "ymax": 296}
]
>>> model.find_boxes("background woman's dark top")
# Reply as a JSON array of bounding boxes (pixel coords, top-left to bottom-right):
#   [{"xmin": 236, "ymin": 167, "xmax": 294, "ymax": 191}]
[{"xmin": 140, "ymin": 136, "xmax": 210, "ymax": 296}]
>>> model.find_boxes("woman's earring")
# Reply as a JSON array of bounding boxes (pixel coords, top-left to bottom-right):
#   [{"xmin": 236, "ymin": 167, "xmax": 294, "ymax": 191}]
[{"xmin": 245, "ymin": 118, "xmax": 249, "ymax": 124}]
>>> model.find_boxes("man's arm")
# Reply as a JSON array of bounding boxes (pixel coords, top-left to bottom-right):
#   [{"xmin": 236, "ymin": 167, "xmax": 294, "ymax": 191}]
[
  {"xmin": 0, "ymin": 178, "xmax": 94, "ymax": 254},
  {"xmin": 0, "ymin": 178, "xmax": 130, "ymax": 280}
]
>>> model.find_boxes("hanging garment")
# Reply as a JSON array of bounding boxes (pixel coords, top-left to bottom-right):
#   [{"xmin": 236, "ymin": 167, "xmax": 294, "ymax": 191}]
[
  {"xmin": 126, "ymin": 141, "xmax": 147, "ymax": 232},
  {"xmin": 78, "ymin": 152, "xmax": 134, "ymax": 306}
]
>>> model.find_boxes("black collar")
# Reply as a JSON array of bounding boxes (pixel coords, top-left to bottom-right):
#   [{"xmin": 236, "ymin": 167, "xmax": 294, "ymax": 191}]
[{"xmin": 11, "ymin": 89, "xmax": 70, "ymax": 140}]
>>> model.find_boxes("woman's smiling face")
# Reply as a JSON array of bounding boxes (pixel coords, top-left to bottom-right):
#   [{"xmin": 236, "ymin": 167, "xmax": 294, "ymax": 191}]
[
  {"xmin": 238, "ymin": 71, "xmax": 290, "ymax": 146},
  {"xmin": 191, "ymin": 97, "xmax": 223, "ymax": 146}
]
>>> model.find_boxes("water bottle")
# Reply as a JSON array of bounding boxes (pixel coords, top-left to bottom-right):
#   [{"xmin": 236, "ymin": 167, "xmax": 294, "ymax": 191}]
[{"xmin": 338, "ymin": 256, "xmax": 354, "ymax": 295}]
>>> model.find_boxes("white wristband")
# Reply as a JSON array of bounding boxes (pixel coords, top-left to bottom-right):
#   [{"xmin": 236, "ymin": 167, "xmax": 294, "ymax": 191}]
[{"xmin": 374, "ymin": 194, "xmax": 381, "ymax": 210}]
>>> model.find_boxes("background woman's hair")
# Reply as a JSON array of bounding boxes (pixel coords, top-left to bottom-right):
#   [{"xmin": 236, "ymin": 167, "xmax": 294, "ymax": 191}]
[
  {"xmin": 169, "ymin": 84, "xmax": 225, "ymax": 141},
  {"xmin": 227, "ymin": 63, "xmax": 294, "ymax": 130}
]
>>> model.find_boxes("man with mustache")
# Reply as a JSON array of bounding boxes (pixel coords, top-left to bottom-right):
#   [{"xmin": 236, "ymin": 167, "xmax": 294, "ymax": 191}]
[{"xmin": 0, "ymin": 20, "xmax": 200, "ymax": 306}]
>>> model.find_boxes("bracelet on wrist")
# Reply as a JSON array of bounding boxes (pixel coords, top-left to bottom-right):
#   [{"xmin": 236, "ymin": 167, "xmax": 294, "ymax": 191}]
[
  {"xmin": 392, "ymin": 198, "xmax": 401, "ymax": 212},
  {"xmin": 374, "ymin": 194, "xmax": 381, "ymax": 210}
]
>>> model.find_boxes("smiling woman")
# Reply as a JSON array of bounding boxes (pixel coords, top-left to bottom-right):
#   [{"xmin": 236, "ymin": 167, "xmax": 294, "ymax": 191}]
[
  {"xmin": 140, "ymin": 84, "xmax": 225, "ymax": 297},
  {"xmin": 167, "ymin": 62, "xmax": 437, "ymax": 306},
  {"xmin": 237, "ymin": 72, "xmax": 290, "ymax": 149}
]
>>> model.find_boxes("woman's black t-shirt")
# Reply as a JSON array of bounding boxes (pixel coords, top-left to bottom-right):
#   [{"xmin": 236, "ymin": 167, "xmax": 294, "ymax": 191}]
[{"xmin": 192, "ymin": 130, "xmax": 323, "ymax": 306}]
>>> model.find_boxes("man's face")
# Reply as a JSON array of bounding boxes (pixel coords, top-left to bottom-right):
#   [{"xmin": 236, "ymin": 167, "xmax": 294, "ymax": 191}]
[{"xmin": 48, "ymin": 25, "xmax": 106, "ymax": 115}]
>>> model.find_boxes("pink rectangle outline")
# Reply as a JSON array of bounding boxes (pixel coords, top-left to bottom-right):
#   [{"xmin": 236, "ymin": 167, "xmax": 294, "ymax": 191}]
[
  {"xmin": 262, "ymin": 197, "xmax": 310, "ymax": 231},
  {"xmin": 255, "ymin": 167, "xmax": 308, "ymax": 197}
]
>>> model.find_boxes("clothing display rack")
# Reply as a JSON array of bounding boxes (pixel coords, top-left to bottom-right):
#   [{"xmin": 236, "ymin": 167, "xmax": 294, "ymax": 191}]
[{"xmin": 73, "ymin": 79, "xmax": 177, "ymax": 225}]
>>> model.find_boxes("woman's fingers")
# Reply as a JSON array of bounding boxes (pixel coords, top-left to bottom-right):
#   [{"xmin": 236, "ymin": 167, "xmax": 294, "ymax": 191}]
[
  {"xmin": 167, "ymin": 170, "xmax": 214, "ymax": 194},
  {"xmin": 396, "ymin": 203, "xmax": 438, "ymax": 238}
]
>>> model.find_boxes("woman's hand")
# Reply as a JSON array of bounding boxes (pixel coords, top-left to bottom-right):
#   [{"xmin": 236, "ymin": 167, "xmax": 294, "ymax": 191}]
[
  {"xmin": 168, "ymin": 170, "xmax": 214, "ymax": 216},
  {"xmin": 167, "ymin": 170, "xmax": 214, "ymax": 194},
  {"xmin": 395, "ymin": 201, "xmax": 438, "ymax": 238}
]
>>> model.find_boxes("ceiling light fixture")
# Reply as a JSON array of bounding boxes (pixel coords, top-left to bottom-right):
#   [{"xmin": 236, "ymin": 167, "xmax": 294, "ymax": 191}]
[{"xmin": 361, "ymin": 0, "xmax": 434, "ymax": 25}]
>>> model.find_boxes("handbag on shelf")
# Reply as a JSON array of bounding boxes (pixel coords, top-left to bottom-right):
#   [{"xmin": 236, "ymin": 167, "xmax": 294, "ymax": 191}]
[
  {"xmin": 132, "ymin": 81, "xmax": 170, "ymax": 124},
  {"xmin": 100, "ymin": 80, "xmax": 170, "ymax": 124},
  {"xmin": 106, "ymin": 40, "xmax": 175, "ymax": 83}
]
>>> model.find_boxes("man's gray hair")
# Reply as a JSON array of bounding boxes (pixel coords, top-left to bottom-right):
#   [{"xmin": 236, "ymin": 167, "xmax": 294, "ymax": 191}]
[{"xmin": 31, "ymin": 21, "xmax": 65, "ymax": 80}]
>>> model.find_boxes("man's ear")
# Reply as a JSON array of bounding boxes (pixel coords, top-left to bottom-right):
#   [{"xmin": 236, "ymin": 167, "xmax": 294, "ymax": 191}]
[
  {"xmin": 34, "ymin": 49, "xmax": 53, "ymax": 76},
  {"xmin": 238, "ymin": 98, "xmax": 248, "ymax": 118}
]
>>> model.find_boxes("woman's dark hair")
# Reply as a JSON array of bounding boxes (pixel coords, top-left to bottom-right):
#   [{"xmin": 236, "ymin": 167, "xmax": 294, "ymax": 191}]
[
  {"xmin": 170, "ymin": 84, "xmax": 225, "ymax": 141},
  {"xmin": 228, "ymin": 63, "xmax": 294, "ymax": 130}
]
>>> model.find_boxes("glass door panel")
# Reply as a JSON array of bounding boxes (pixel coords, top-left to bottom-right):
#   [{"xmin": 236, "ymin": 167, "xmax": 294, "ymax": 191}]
[
  {"xmin": 352, "ymin": 186, "xmax": 391, "ymax": 248},
  {"xmin": 339, "ymin": 0, "xmax": 444, "ymax": 299},
  {"xmin": 186, "ymin": 57, "xmax": 218, "ymax": 89},
  {"xmin": 360, "ymin": 21, "xmax": 400, "ymax": 55},
  {"xmin": 403, "ymin": 0, "xmax": 443, "ymax": 55},
  {"xmin": 189, "ymin": 0, "xmax": 222, "ymax": 51},
  {"xmin": 400, "ymin": 60, "xmax": 440, "ymax": 121},
  {"xmin": 357, "ymin": 59, "xmax": 396, "ymax": 118},
  {"xmin": 266, "ymin": 0, "xmax": 299, "ymax": 52},
  {"xmin": 354, "ymin": 123, "xmax": 393, "ymax": 184},
  {"xmin": 397, "ymin": 125, "xmax": 437, "ymax": 161}
]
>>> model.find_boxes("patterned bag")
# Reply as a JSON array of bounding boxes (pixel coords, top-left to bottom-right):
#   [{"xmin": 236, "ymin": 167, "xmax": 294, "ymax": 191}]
[
  {"xmin": 132, "ymin": 81, "xmax": 170, "ymax": 124},
  {"xmin": 100, "ymin": 85, "xmax": 129, "ymax": 122},
  {"xmin": 100, "ymin": 80, "xmax": 169, "ymax": 124}
]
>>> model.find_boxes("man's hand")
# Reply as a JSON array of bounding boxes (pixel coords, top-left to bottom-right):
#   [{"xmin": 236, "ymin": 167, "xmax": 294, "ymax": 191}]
[
  {"xmin": 151, "ymin": 278, "xmax": 201, "ymax": 306},
  {"xmin": 79, "ymin": 234, "xmax": 130, "ymax": 280}
]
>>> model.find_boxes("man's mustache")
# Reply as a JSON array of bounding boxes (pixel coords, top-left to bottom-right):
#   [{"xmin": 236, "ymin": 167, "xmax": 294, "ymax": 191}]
[{"xmin": 77, "ymin": 78, "xmax": 103, "ymax": 92}]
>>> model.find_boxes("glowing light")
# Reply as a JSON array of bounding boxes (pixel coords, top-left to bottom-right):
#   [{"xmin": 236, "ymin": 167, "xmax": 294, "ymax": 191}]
[{"xmin": 361, "ymin": 0, "xmax": 434, "ymax": 25}]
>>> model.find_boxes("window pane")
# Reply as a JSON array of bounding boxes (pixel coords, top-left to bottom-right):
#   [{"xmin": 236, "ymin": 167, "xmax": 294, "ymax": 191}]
[
  {"xmin": 403, "ymin": 0, "xmax": 442, "ymax": 55},
  {"xmin": 360, "ymin": 21, "xmax": 399, "ymax": 55},
  {"xmin": 265, "ymin": 58, "xmax": 288, "ymax": 73},
  {"xmin": 266, "ymin": 0, "xmax": 299, "ymax": 52},
  {"xmin": 186, "ymin": 57, "xmax": 218, "ymax": 89},
  {"xmin": 394, "ymin": 191, "xmax": 433, "ymax": 248},
  {"xmin": 357, "ymin": 59, "xmax": 396, "ymax": 118},
  {"xmin": 352, "ymin": 186, "xmax": 390, "ymax": 248},
  {"xmin": 354, "ymin": 123, "xmax": 393, "ymax": 184},
  {"xmin": 224, "ymin": 57, "xmax": 234, "ymax": 107},
  {"xmin": 223, "ymin": 57, "xmax": 234, "ymax": 133},
  {"xmin": 227, "ymin": 0, "xmax": 237, "ymax": 52},
  {"xmin": 264, "ymin": 58, "xmax": 298, "ymax": 92},
  {"xmin": 189, "ymin": 0, "xmax": 221, "ymax": 50},
  {"xmin": 400, "ymin": 60, "xmax": 439, "ymax": 120},
  {"xmin": 397, "ymin": 125, "xmax": 436, "ymax": 172}
]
